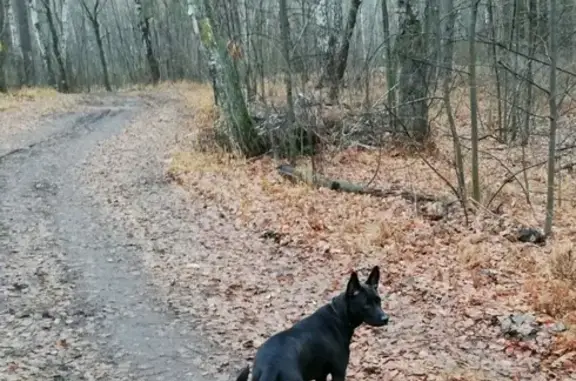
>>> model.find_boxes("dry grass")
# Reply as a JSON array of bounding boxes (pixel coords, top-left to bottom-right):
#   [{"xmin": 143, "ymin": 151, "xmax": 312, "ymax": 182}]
[
  {"xmin": 0, "ymin": 86, "xmax": 76, "ymax": 112},
  {"xmin": 549, "ymin": 242, "xmax": 576, "ymax": 285}
]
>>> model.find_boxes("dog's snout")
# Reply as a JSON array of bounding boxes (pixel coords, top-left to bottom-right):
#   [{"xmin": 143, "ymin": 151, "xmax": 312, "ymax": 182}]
[{"xmin": 380, "ymin": 313, "xmax": 389, "ymax": 325}]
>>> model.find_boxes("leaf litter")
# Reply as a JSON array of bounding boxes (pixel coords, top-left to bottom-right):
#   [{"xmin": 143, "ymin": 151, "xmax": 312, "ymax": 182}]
[
  {"xmin": 158, "ymin": 85, "xmax": 576, "ymax": 380},
  {"xmin": 3, "ymin": 82, "xmax": 576, "ymax": 381}
]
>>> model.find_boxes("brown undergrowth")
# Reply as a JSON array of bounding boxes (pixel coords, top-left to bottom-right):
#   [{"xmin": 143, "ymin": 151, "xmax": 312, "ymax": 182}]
[{"xmin": 165, "ymin": 81, "xmax": 576, "ymax": 380}]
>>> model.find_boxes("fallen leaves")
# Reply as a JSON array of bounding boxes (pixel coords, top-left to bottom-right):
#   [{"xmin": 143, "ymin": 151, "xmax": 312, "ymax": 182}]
[
  {"xmin": 161, "ymin": 110, "xmax": 576, "ymax": 379},
  {"xmin": 55, "ymin": 338, "xmax": 69, "ymax": 349},
  {"xmin": 26, "ymin": 82, "xmax": 571, "ymax": 380}
]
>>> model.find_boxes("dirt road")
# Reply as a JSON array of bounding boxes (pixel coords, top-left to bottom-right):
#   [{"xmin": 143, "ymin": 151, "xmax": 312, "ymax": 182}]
[{"xmin": 0, "ymin": 93, "xmax": 230, "ymax": 380}]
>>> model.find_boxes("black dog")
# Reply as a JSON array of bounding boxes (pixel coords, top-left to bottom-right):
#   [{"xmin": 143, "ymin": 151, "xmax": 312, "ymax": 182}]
[{"xmin": 235, "ymin": 266, "xmax": 389, "ymax": 381}]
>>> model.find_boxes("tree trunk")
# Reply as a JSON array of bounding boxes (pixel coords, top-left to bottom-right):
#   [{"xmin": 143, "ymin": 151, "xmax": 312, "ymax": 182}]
[
  {"xmin": 469, "ymin": 0, "xmax": 480, "ymax": 202},
  {"xmin": 544, "ymin": 0, "xmax": 558, "ymax": 236},
  {"xmin": 194, "ymin": 0, "xmax": 264, "ymax": 157},
  {"xmin": 0, "ymin": 0, "xmax": 7, "ymax": 92},
  {"xmin": 315, "ymin": 0, "xmax": 339, "ymax": 89},
  {"xmin": 187, "ymin": 0, "xmax": 219, "ymax": 104},
  {"xmin": 135, "ymin": 0, "xmax": 160, "ymax": 85},
  {"xmin": 487, "ymin": 0, "xmax": 503, "ymax": 136},
  {"xmin": 92, "ymin": 18, "xmax": 112, "ymax": 91},
  {"xmin": 381, "ymin": 0, "xmax": 396, "ymax": 130},
  {"xmin": 29, "ymin": 0, "xmax": 56, "ymax": 86},
  {"xmin": 13, "ymin": 0, "xmax": 35, "ymax": 86},
  {"xmin": 440, "ymin": 0, "xmax": 466, "ymax": 208},
  {"xmin": 424, "ymin": 0, "xmax": 440, "ymax": 87},
  {"xmin": 279, "ymin": 0, "xmax": 295, "ymax": 123},
  {"xmin": 80, "ymin": 0, "xmax": 113, "ymax": 92},
  {"xmin": 522, "ymin": 0, "xmax": 536, "ymax": 146},
  {"xmin": 59, "ymin": 0, "xmax": 69, "ymax": 64},
  {"xmin": 42, "ymin": 0, "xmax": 69, "ymax": 92},
  {"xmin": 395, "ymin": 1, "xmax": 430, "ymax": 142},
  {"xmin": 328, "ymin": 0, "xmax": 363, "ymax": 101}
]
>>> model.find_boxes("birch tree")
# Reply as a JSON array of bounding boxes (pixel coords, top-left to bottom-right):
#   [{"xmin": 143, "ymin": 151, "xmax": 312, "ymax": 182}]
[
  {"xmin": 59, "ymin": 0, "xmax": 70, "ymax": 67},
  {"xmin": 28, "ymin": 0, "xmax": 55, "ymax": 85},
  {"xmin": 316, "ymin": 0, "xmax": 342, "ymax": 90}
]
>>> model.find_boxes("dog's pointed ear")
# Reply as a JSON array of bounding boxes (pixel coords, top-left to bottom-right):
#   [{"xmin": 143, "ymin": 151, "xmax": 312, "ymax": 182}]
[
  {"xmin": 346, "ymin": 271, "xmax": 361, "ymax": 297},
  {"xmin": 366, "ymin": 266, "xmax": 380, "ymax": 288}
]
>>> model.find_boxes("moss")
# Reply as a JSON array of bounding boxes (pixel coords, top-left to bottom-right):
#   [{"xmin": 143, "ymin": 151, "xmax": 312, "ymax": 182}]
[{"xmin": 198, "ymin": 18, "xmax": 215, "ymax": 48}]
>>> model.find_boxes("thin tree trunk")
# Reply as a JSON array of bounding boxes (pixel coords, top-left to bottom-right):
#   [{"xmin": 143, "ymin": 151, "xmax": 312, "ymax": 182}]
[
  {"xmin": 279, "ymin": 0, "xmax": 295, "ymax": 123},
  {"xmin": 80, "ymin": 0, "xmax": 112, "ymax": 91},
  {"xmin": 487, "ymin": 0, "xmax": 502, "ymax": 137},
  {"xmin": 92, "ymin": 18, "xmax": 111, "ymax": 91},
  {"xmin": 469, "ymin": 0, "xmax": 481, "ymax": 203},
  {"xmin": 520, "ymin": 0, "xmax": 536, "ymax": 202},
  {"xmin": 381, "ymin": 0, "xmax": 396, "ymax": 130},
  {"xmin": 544, "ymin": 0, "xmax": 558, "ymax": 236},
  {"xmin": 441, "ymin": 0, "xmax": 466, "ymax": 211}
]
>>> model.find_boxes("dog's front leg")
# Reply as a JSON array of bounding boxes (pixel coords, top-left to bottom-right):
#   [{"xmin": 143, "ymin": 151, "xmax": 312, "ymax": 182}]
[{"xmin": 330, "ymin": 366, "xmax": 347, "ymax": 381}]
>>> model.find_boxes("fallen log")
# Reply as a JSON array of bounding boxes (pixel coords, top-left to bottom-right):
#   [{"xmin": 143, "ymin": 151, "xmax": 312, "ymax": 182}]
[{"xmin": 276, "ymin": 164, "xmax": 439, "ymax": 204}]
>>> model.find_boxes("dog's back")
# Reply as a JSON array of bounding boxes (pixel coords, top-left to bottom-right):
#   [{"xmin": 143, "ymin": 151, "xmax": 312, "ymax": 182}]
[{"xmin": 251, "ymin": 304, "xmax": 353, "ymax": 381}]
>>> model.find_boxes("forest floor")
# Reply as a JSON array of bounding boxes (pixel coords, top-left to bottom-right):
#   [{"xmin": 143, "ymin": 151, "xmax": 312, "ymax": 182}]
[{"xmin": 1, "ymin": 82, "xmax": 576, "ymax": 381}]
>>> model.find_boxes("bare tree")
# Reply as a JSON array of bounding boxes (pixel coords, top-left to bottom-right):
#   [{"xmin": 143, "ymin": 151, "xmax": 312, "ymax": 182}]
[
  {"xmin": 327, "ymin": 0, "xmax": 363, "ymax": 101},
  {"xmin": 441, "ymin": 0, "xmax": 465, "ymax": 207},
  {"xmin": 80, "ymin": 0, "xmax": 112, "ymax": 91},
  {"xmin": 28, "ymin": 0, "xmax": 56, "ymax": 86},
  {"xmin": 544, "ymin": 0, "xmax": 558, "ymax": 236},
  {"xmin": 381, "ymin": 0, "xmax": 396, "ymax": 130},
  {"xmin": 279, "ymin": 0, "xmax": 295, "ymax": 123},
  {"xmin": 135, "ymin": 0, "xmax": 160, "ymax": 85},
  {"xmin": 0, "ymin": 0, "xmax": 7, "ymax": 92},
  {"xmin": 13, "ymin": 0, "xmax": 35, "ymax": 86},
  {"xmin": 316, "ymin": 0, "xmax": 342, "ymax": 90},
  {"xmin": 40, "ymin": 0, "xmax": 69, "ymax": 92},
  {"xmin": 469, "ymin": 0, "xmax": 480, "ymax": 203},
  {"xmin": 395, "ymin": 0, "xmax": 430, "ymax": 143}
]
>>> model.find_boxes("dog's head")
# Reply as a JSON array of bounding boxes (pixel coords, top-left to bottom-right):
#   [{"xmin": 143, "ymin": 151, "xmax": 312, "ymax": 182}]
[{"xmin": 345, "ymin": 266, "xmax": 389, "ymax": 327}]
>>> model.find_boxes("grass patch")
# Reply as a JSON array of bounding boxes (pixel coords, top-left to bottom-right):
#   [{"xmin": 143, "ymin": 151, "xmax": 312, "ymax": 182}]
[{"xmin": 0, "ymin": 87, "xmax": 63, "ymax": 111}]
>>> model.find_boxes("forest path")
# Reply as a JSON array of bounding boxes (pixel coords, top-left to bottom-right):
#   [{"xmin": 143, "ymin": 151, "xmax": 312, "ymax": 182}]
[{"xmin": 0, "ymin": 92, "xmax": 229, "ymax": 380}]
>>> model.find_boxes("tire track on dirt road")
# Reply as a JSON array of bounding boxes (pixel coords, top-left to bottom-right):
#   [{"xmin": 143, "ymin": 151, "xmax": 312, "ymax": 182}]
[{"xmin": 0, "ymin": 94, "xmax": 214, "ymax": 380}]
